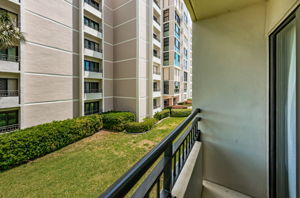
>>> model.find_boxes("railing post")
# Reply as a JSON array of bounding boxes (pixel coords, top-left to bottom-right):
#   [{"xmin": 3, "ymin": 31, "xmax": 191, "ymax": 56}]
[
  {"xmin": 196, "ymin": 117, "xmax": 202, "ymax": 142},
  {"xmin": 163, "ymin": 144, "xmax": 173, "ymax": 197}
]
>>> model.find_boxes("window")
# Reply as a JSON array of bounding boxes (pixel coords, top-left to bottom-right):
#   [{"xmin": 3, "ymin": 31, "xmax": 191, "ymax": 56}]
[
  {"xmin": 0, "ymin": 78, "xmax": 18, "ymax": 97},
  {"xmin": 0, "ymin": 9, "xmax": 18, "ymax": 26},
  {"xmin": 174, "ymin": 81, "xmax": 180, "ymax": 93},
  {"xmin": 163, "ymin": 23, "xmax": 169, "ymax": 37},
  {"xmin": 153, "ymin": 49, "xmax": 159, "ymax": 58},
  {"xmin": 184, "ymin": 72, "xmax": 188, "ymax": 81},
  {"xmin": 184, "ymin": 48, "xmax": 188, "ymax": 58},
  {"xmin": 174, "ymin": 52, "xmax": 180, "ymax": 67},
  {"xmin": 174, "ymin": 38, "xmax": 180, "ymax": 53},
  {"xmin": 184, "ymin": 12, "xmax": 188, "ymax": 25},
  {"xmin": 153, "ymin": 99, "xmax": 158, "ymax": 108},
  {"xmin": 0, "ymin": 47, "xmax": 18, "ymax": 62},
  {"xmin": 163, "ymin": 52, "xmax": 169, "ymax": 65},
  {"xmin": 84, "ymin": 82, "xmax": 100, "ymax": 93},
  {"xmin": 175, "ymin": 24, "xmax": 180, "ymax": 39},
  {"xmin": 163, "ymin": 9, "xmax": 169, "ymax": 22},
  {"xmin": 84, "ymin": 60, "xmax": 101, "ymax": 72},
  {"xmin": 84, "ymin": 101, "xmax": 99, "ymax": 115},
  {"xmin": 175, "ymin": 11, "xmax": 180, "ymax": 25},
  {"xmin": 84, "ymin": 39, "xmax": 101, "ymax": 52},
  {"xmin": 84, "ymin": 17, "xmax": 100, "ymax": 32},
  {"xmin": 163, "ymin": 81, "xmax": 169, "ymax": 94},
  {"xmin": 163, "ymin": 38, "xmax": 169, "ymax": 51},
  {"xmin": 0, "ymin": 110, "xmax": 18, "ymax": 128}
]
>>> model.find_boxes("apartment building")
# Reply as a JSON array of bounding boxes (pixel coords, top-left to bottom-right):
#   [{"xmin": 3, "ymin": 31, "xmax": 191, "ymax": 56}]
[
  {"xmin": 0, "ymin": 0, "xmax": 192, "ymax": 132},
  {"xmin": 162, "ymin": 0, "xmax": 192, "ymax": 107}
]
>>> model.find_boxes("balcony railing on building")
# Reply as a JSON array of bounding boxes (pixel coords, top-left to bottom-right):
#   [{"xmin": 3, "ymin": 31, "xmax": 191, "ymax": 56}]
[
  {"xmin": 153, "ymin": 34, "xmax": 160, "ymax": 42},
  {"xmin": 153, "ymin": 0, "xmax": 160, "ymax": 9},
  {"xmin": 0, "ymin": 90, "xmax": 19, "ymax": 97},
  {"xmin": 153, "ymin": 104, "xmax": 161, "ymax": 109},
  {"xmin": 84, "ymin": 88, "xmax": 102, "ymax": 93},
  {"xmin": 85, "ymin": 66, "xmax": 103, "ymax": 73},
  {"xmin": 100, "ymin": 109, "xmax": 202, "ymax": 198},
  {"xmin": 174, "ymin": 88, "xmax": 180, "ymax": 94},
  {"xmin": 153, "ymin": 69, "xmax": 161, "ymax": 75},
  {"xmin": 0, "ymin": 54, "xmax": 19, "ymax": 62},
  {"xmin": 84, "ymin": 0, "xmax": 102, "ymax": 12},
  {"xmin": 153, "ymin": 87, "xmax": 161, "ymax": 92},
  {"xmin": 153, "ymin": 16, "xmax": 160, "ymax": 25},
  {"xmin": 84, "ymin": 109, "xmax": 102, "ymax": 115},
  {"xmin": 84, "ymin": 44, "xmax": 102, "ymax": 53},
  {"xmin": 0, "ymin": 124, "xmax": 19, "ymax": 134}
]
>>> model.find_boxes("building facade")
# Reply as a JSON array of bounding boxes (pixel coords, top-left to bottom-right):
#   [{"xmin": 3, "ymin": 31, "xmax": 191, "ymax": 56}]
[{"xmin": 0, "ymin": 0, "xmax": 192, "ymax": 132}]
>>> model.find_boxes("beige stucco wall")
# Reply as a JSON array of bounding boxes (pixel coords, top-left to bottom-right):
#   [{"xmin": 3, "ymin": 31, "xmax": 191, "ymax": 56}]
[{"xmin": 193, "ymin": 3, "xmax": 267, "ymax": 197}]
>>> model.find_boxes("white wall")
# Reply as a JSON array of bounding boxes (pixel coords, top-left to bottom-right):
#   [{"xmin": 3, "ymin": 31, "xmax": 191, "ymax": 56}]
[{"xmin": 193, "ymin": 3, "xmax": 268, "ymax": 197}]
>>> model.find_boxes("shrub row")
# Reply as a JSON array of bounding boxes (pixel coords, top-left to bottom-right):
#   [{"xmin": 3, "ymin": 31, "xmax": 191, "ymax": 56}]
[
  {"xmin": 154, "ymin": 109, "xmax": 170, "ymax": 120},
  {"xmin": 171, "ymin": 109, "xmax": 192, "ymax": 117},
  {"xmin": 0, "ymin": 114, "xmax": 102, "ymax": 171},
  {"xmin": 125, "ymin": 118, "xmax": 157, "ymax": 133},
  {"xmin": 102, "ymin": 111, "xmax": 135, "ymax": 132}
]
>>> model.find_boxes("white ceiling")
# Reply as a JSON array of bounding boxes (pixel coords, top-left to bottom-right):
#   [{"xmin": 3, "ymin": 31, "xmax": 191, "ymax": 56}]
[{"xmin": 185, "ymin": 0, "xmax": 264, "ymax": 21}]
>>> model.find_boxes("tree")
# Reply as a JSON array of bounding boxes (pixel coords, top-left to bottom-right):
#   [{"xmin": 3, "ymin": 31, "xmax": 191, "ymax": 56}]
[{"xmin": 0, "ymin": 11, "xmax": 25, "ymax": 49}]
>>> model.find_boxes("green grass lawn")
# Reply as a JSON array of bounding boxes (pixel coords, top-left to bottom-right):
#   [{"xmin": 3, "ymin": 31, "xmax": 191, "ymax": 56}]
[{"xmin": 0, "ymin": 117, "xmax": 185, "ymax": 198}]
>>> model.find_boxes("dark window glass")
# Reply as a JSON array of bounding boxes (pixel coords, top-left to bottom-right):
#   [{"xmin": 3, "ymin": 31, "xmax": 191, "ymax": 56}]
[
  {"xmin": 84, "ymin": 17, "xmax": 101, "ymax": 32},
  {"xmin": 163, "ymin": 38, "xmax": 169, "ymax": 51},
  {"xmin": 163, "ymin": 23, "xmax": 169, "ymax": 37},
  {"xmin": 163, "ymin": 52, "xmax": 169, "ymax": 65},
  {"xmin": 84, "ymin": 60, "xmax": 101, "ymax": 72},
  {"xmin": 84, "ymin": 101, "xmax": 100, "ymax": 115},
  {"xmin": 163, "ymin": 9, "xmax": 169, "ymax": 22},
  {"xmin": 0, "ymin": 111, "xmax": 18, "ymax": 127},
  {"xmin": 84, "ymin": 39, "xmax": 101, "ymax": 52},
  {"xmin": 84, "ymin": 82, "xmax": 100, "ymax": 93}
]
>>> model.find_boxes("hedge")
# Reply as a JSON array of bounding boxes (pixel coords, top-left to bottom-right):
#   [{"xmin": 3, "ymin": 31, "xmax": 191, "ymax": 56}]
[
  {"xmin": 0, "ymin": 114, "xmax": 102, "ymax": 171},
  {"xmin": 125, "ymin": 118, "xmax": 157, "ymax": 133},
  {"xmin": 154, "ymin": 109, "xmax": 170, "ymax": 120},
  {"xmin": 171, "ymin": 109, "xmax": 192, "ymax": 117},
  {"xmin": 102, "ymin": 112, "xmax": 135, "ymax": 132}
]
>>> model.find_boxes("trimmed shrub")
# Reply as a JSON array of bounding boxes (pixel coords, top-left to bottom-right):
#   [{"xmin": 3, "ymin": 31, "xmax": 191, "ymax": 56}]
[
  {"xmin": 177, "ymin": 102, "xmax": 184, "ymax": 105},
  {"xmin": 102, "ymin": 112, "xmax": 135, "ymax": 132},
  {"xmin": 154, "ymin": 109, "xmax": 170, "ymax": 120},
  {"xmin": 125, "ymin": 118, "xmax": 157, "ymax": 133},
  {"xmin": 0, "ymin": 114, "xmax": 103, "ymax": 171},
  {"xmin": 171, "ymin": 109, "xmax": 192, "ymax": 117}
]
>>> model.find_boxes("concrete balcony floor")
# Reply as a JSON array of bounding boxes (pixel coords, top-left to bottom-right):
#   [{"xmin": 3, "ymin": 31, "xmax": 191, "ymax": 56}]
[{"xmin": 202, "ymin": 181, "xmax": 251, "ymax": 198}]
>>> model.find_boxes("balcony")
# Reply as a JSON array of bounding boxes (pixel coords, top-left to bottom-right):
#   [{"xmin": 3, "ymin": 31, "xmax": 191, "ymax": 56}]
[
  {"xmin": 0, "ymin": 124, "xmax": 19, "ymax": 134},
  {"xmin": 84, "ymin": 1, "xmax": 102, "ymax": 19},
  {"xmin": 0, "ymin": 55, "xmax": 20, "ymax": 73},
  {"xmin": 84, "ymin": 68, "xmax": 103, "ymax": 79},
  {"xmin": 84, "ymin": 88, "xmax": 103, "ymax": 100},
  {"xmin": 84, "ymin": 48, "xmax": 103, "ymax": 59},
  {"xmin": 153, "ymin": 34, "xmax": 161, "ymax": 48},
  {"xmin": 153, "ymin": 105, "xmax": 162, "ymax": 114},
  {"xmin": 153, "ymin": 0, "xmax": 161, "ymax": 15},
  {"xmin": 153, "ymin": 70, "xmax": 161, "ymax": 81},
  {"xmin": 153, "ymin": 88, "xmax": 161, "ymax": 98},
  {"xmin": 153, "ymin": 17, "xmax": 161, "ymax": 32},
  {"xmin": 153, "ymin": 55, "xmax": 161, "ymax": 65},
  {"xmin": 100, "ymin": 109, "xmax": 203, "ymax": 198},
  {"xmin": 0, "ymin": 90, "xmax": 19, "ymax": 108},
  {"xmin": 84, "ymin": 25, "xmax": 103, "ymax": 39},
  {"xmin": 174, "ymin": 88, "xmax": 180, "ymax": 94}
]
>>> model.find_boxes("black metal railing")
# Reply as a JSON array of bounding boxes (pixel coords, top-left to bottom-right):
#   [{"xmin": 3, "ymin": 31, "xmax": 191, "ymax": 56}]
[
  {"xmin": 85, "ymin": 45, "xmax": 103, "ymax": 53},
  {"xmin": 85, "ymin": 67, "xmax": 103, "ymax": 73},
  {"xmin": 100, "ymin": 108, "xmax": 202, "ymax": 198},
  {"xmin": 174, "ymin": 88, "xmax": 180, "ymax": 94},
  {"xmin": 0, "ymin": 124, "xmax": 19, "ymax": 134},
  {"xmin": 84, "ymin": 88, "xmax": 102, "ymax": 93},
  {"xmin": 0, "ymin": 90, "xmax": 19, "ymax": 97},
  {"xmin": 153, "ymin": 34, "xmax": 160, "ymax": 42},
  {"xmin": 153, "ymin": 105, "xmax": 161, "ymax": 109},
  {"xmin": 153, "ymin": 88, "xmax": 161, "ymax": 92},
  {"xmin": 153, "ymin": 16, "xmax": 160, "ymax": 25},
  {"xmin": 0, "ymin": 54, "xmax": 19, "ymax": 62}
]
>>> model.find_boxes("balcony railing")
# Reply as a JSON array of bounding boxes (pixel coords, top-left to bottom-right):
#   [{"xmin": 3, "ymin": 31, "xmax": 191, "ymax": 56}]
[
  {"xmin": 84, "ymin": 88, "xmax": 102, "ymax": 93},
  {"xmin": 153, "ymin": 34, "xmax": 160, "ymax": 42},
  {"xmin": 84, "ymin": 0, "xmax": 102, "ymax": 12},
  {"xmin": 153, "ymin": 88, "xmax": 161, "ymax": 92},
  {"xmin": 153, "ymin": 16, "xmax": 160, "ymax": 25},
  {"xmin": 0, "ymin": 90, "xmax": 19, "ymax": 97},
  {"xmin": 85, "ymin": 45, "xmax": 103, "ymax": 53},
  {"xmin": 100, "ymin": 108, "xmax": 202, "ymax": 198},
  {"xmin": 153, "ymin": 70, "xmax": 161, "ymax": 75},
  {"xmin": 85, "ymin": 109, "xmax": 101, "ymax": 115},
  {"xmin": 153, "ymin": 105, "xmax": 161, "ymax": 109},
  {"xmin": 154, "ymin": 0, "xmax": 160, "ymax": 9},
  {"xmin": 0, "ymin": 54, "xmax": 19, "ymax": 62},
  {"xmin": 0, "ymin": 124, "xmax": 19, "ymax": 134},
  {"xmin": 85, "ymin": 67, "xmax": 103, "ymax": 73}
]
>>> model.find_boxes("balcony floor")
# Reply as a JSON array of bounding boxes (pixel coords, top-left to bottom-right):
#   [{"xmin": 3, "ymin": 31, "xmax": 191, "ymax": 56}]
[{"xmin": 202, "ymin": 180, "xmax": 251, "ymax": 198}]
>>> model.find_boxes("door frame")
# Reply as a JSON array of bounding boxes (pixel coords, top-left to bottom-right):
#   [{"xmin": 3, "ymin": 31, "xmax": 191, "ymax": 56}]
[{"xmin": 269, "ymin": 7, "xmax": 299, "ymax": 198}]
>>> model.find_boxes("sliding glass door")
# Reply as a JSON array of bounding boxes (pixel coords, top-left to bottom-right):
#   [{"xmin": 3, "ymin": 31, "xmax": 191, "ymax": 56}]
[{"xmin": 270, "ymin": 9, "xmax": 299, "ymax": 198}]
